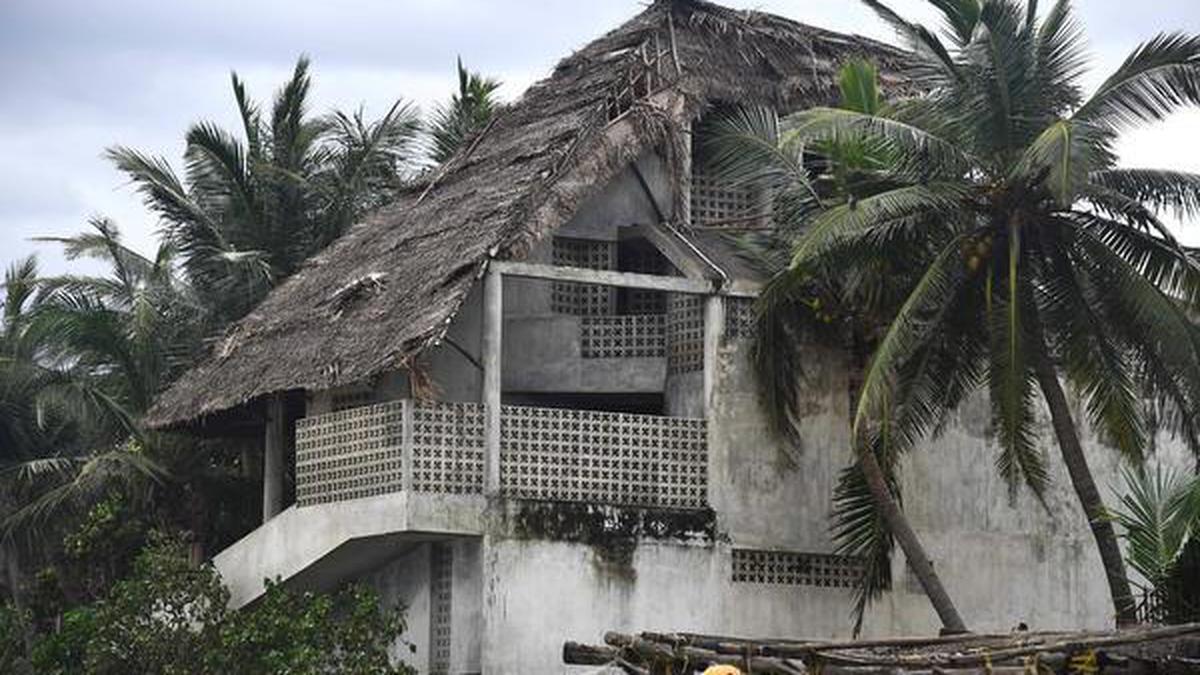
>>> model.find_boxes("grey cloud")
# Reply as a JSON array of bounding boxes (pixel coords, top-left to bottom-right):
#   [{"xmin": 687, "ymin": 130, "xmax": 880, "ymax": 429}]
[{"xmin": 2, "ymin": 0, "xmax": 1200, "ymax": 274}]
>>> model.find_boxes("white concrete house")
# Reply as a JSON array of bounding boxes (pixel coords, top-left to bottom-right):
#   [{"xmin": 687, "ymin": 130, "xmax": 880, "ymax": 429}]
[{"xmin": 146, "ymin": 1, "xmax": 1188, "ymax": 672}]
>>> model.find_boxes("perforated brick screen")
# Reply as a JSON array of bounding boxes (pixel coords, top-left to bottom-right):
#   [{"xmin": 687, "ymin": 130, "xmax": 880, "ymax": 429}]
[{"xmin": 732, "ymin": 549, "xmax": 866, "ymax": 588}]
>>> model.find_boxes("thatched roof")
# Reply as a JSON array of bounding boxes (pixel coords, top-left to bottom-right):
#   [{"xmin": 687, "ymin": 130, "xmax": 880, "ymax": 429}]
[{"xmin": 146, "ymin": 0, "xmax": 908, "ymax": 429}]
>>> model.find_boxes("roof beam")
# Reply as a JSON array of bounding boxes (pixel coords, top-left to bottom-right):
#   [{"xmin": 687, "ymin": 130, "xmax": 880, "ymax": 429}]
[
  {"xmin": 626, "ymin": 223, "xmax": 716, "ymax": 281},
  {"xmin": 492, "ymin": 260, "xmax": 756, "ymax": 297}
]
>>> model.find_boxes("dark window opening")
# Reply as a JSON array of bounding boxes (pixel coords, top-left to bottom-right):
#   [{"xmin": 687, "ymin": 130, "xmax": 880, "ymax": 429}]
[
  {"xmin": 503, "ymin": 392, "xmax": 664, "ymax": 416},
  {"xmin": 616, "ymin": 236, "xmax": 669, "ymax": 315}
]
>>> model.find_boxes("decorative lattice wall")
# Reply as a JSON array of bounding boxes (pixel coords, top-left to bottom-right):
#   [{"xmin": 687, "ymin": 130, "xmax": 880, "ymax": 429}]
[
  {"xmin": 666, "ymin": 294, "xmax": 705, "ymax": 374},
  {"xmin": 691, "ymin": 167, "xmax": 761, "ymax": 229},
  {"xmin": 412, "ymin": 401, "xmax": 485, "ymax": 494},
  {"xmin": 731, "ymin": 549, "xmax": 866, "ymax": 588},
  {"xmin": 295, "ymin": 401, "xmax": 405, "ymax": 506},
  {"xmin": 500, "ymin": 405, "xmax": 708, "ymax": 509},
  {"xmin": 551, "ymin": 237, "xmax": 615, "ymax": 316},
  {"xmin": 580, "ymin": 315, "xmax": 666, "ymax": 359},
  {"xmin": 295, "ymin": 401, "xmax": 709, "ymax": 510},
  {"xmin": 723, "ymin": 297, "xmax": 757, "ymax": 343},
  {"xmin": 429, "ymin": 542, "xmax": 453, "ymax": 674}
]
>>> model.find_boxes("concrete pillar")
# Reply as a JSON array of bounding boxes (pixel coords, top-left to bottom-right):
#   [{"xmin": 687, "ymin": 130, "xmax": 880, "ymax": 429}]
[
  {"xmin": 678, "ymin": 118, "xmax": 692, "ymax": 227},
  {"xmin": 703, "ymin": 294, "xmax": 724, "ymax": 417},
  {"xmin": 262, "ymin": 393, "xmax": 286, "ymax": 522},
  {"xmin": 402, "ymin": 398, "xmax": 415, "ymax": 492},
  {"xmin": 482, "ymin": 265, "xmax": 502, "ymax": 495}
]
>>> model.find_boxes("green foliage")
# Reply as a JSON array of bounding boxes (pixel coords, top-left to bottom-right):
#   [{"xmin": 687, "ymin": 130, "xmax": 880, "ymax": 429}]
[
  {"xmin": 107, "ymin": 56, "xmax": 423, "ymax": 326},
  {"xmin": 1112, "ymin": 466, "xmax": 1200, "ymax": 587},
  {"xmin": 59, "ymin": 494, "xmax": 148, "ymax": 602},
  {"xmin": 213, "ymin": 581, "xmax": 412, "ymax": 675},
  {"xmin": 81, "ymin": 533, "xmax": 228, "ymax": 674},
  {"xmin": 24, "ymin": 534, "xmax": 413, "ymax": 675},
  {"xmin": 0, "ymin": 601, "xmax": 31, "ymax": 674},
  {"xmin": 429, "ymin": 58, "xmax": 502, "ymax": 164},
  {"xmin": 28, "ymin": 608, "xmax": 95, "ymax": 675}
]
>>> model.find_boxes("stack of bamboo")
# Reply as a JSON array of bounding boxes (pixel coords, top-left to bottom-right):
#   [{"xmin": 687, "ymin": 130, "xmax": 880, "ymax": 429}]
[{"xmin": 563, "ymin": 623, "xmax": 1200, "ymax": 674}]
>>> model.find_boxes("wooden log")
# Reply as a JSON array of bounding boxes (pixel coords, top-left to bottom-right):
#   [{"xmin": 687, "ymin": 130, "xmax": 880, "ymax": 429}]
[
  {"xmin": 792, "ymin": 623, "xmax": 1200, "ymax": 669},
  {"xmin": 563, "ymin": 643, "xmax": 1134, "ymax": 675},
  {"xmin": 562, "ymin": 642, "xmax": 649, "ymax": 675},
  {"xmin": 652, "ymin": 630, "xmax": 1037, "ymax": 662},
  {"xmin": 564, "ymin": 641, "xmax": 620, "ymax": 665},
  {"xmin": 604, "ymin": 633, "xmax": 804, "ymax": 675}
]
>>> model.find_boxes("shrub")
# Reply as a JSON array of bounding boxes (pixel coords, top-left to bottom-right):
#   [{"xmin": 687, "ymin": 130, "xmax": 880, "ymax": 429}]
[{"xmin": 24, "ymin": 533, "xmax": 413, "ymax": 674}]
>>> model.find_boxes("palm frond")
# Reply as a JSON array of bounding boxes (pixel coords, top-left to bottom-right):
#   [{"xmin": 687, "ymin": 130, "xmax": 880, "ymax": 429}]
[
  {"xmin": 1076, "ymin": 32, "xmax": 1200, "ymax": 132},
  {"xmin": 1090, "ymin": 169, "xmax": 1200, "ymax": 221},
  {"xmin": 859, "ymin": 0, "xmax": 962, "ymax": 81},
  {"xmin": 1112, "ymin": 465, "xmax": 1200, "ymax": 586},
  {"xmin": 791, "ymin": 183, "xmax": 969, "ymax": 271},
  {"xmin": 853, "ymin": 234, "xmax": 971, "ymax": 438},
  {"xmin": 831, "ymin": 434, "xmax": 900, "ymax": 636},
  {"xmin": 429, "ymin": 57, "xmax": 502, "ymax": 164},
  {"xmin": 784, "ymin": 107, "xmax": 971, "ymax": 180}
]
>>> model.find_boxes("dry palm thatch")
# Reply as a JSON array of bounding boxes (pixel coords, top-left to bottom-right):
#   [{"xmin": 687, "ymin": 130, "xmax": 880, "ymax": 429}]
[{"xmin": 146, "ymin": 0, "xmax": 909, "ymax": 429}]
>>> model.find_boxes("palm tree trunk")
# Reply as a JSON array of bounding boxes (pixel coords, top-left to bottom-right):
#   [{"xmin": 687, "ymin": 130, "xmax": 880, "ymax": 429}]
[
  {"xmin": 855, "ymin": 442, "xmax": 969, "ymax": 634},
  {"xmin": 1033, "ymin": 353, "xmax": 1138, "ymax": 626},
  {"xmin": 848, "ymin": 356, "xmax": 968, "ymax": 634}
]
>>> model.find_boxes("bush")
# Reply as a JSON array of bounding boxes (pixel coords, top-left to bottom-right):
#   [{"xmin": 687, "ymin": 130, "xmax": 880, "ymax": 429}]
[
  {"xmin": 28, "ymin": 608, "xmax": 96, "ymax": 675},
  {"xmin": 213, "ymin": 580, "xmax": 412, "ymax": 675},
  {"xmin": 25, "ymin": 534, "xmax": 413, "ymax": 675},
  {"xmin": 0, "ymin": 602, "xmax": 32, "ymax": 674}
]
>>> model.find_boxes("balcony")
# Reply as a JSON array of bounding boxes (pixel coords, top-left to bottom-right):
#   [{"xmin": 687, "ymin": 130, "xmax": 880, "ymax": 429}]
[
  {"xmin": 215, "ymin": 401, "xmax": 706, "ymax": 607},
  {"xmin": 295, "ymin": 400, "xmax": 708, "ymax": 510}
]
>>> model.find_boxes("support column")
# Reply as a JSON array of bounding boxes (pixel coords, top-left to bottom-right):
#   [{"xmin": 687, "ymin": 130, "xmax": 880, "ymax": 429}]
[
  {"xmin": 703, "ymin": 294, "xmax": 724, "ymax": 417},
  {"xmin": 262, "ymin": 393, "xmax": 285, "ymax": 522},
  {"xmin": 401, "ymin": 399, "xmax": 414, "ymax": 492},
  {"xmin": 679, "ymin": 118, "xmax": 692, "ymax": 227},
  {"xmin": 482, "ymin": 265, "xmax": 502, "ymax": 495}
]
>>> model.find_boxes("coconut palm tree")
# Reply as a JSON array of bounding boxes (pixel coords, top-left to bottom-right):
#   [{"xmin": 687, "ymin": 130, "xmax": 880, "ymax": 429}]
[
  {"xmin": 107, "ymin": 56, "xmax": 423, "ymax": 325},
  {"xmin": 31, "ymin": 218, "xmax": 202, "ymax": 416},
  {"xmin": 704, "ymin": 60, "xmax": 969, "ymax": 633},
  {"xmin": 428, "ymin": 58, "xmax": 502, "ymax": 164},
  {"xmin": 2, "ymin": 222, "xmax": 186, "ymax": 537},
  {"xmin": 4, "ymin": 222, "xmax": 252, "ymax": 564},
  {"xmin": 711, "ymin": 0, "xmax": 1200, "ymax": 628}
]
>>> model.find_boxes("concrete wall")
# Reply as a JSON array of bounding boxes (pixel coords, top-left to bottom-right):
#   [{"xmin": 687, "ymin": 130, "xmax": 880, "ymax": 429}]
[
  {"xmin": 365, "ymin": 544, "xmax": 432, "ymax": 673},
  {"xmin": 480, "ymin": 539, "xmax": 857, "ymax": 674},
  {"xmin": 503, "ymin": 313, "xmax": 666, "ymax": 394}
]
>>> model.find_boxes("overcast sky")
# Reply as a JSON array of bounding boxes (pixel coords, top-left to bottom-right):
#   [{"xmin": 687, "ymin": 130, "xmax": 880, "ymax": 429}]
[{"xmin": 3, "ymin": 0, "xmax": 1200, "ymax": 276}]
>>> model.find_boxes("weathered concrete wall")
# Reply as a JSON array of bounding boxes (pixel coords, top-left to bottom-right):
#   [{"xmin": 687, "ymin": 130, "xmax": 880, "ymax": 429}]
[
  {"xmin": 479, "ymin": 538, "xmax": 859, "ymax": 673},
  {"xmin": 503, "ymin": 313, "xmax": 666, "ymax": 393},
  {"xmin": 707, "ymin": 341, "xmax": 851, "ymax": 553},
  {"xmin": 364, "ymin": 544, "xmax": 432, "ymax": 673}
]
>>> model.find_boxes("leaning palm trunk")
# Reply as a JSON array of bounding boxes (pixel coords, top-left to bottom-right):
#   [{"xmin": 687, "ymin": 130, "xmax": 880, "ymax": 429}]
[
  {"xmin": 848, "ymin": 361, "xmax": 968, "ymax": 634},
  {"xmin": 1033, "ymin": 354, "xmax": 1138, "ymax": 625},
  {"xmin": 855, "ymin": 441, "xmax": 968, "ymax": 633}
]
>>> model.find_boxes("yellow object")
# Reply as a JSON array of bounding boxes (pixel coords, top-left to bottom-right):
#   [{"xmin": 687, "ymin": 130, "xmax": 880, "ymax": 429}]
[
  {"xmin": 1068, "ymin": 649, "xmax": 1099, "ymax": 674},
  {"xmin": 702, "ymin": 666, "xmax": 743, "ymax": 675}
]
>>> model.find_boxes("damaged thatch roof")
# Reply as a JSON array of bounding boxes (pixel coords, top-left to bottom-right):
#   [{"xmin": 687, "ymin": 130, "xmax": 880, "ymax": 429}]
[{"xmin": 146, "ymin": 0, "xmax": 909, "ymax": 429}]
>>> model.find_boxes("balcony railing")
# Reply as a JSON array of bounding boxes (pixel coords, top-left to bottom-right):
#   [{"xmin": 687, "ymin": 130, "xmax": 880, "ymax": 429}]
[
  {"xmin": 294, "ymin": 401, "xmax": 708, "ymax": 510},
  {"xmin": 579, "ymin": 314, "xmax": 665, "ymax": 359}
]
